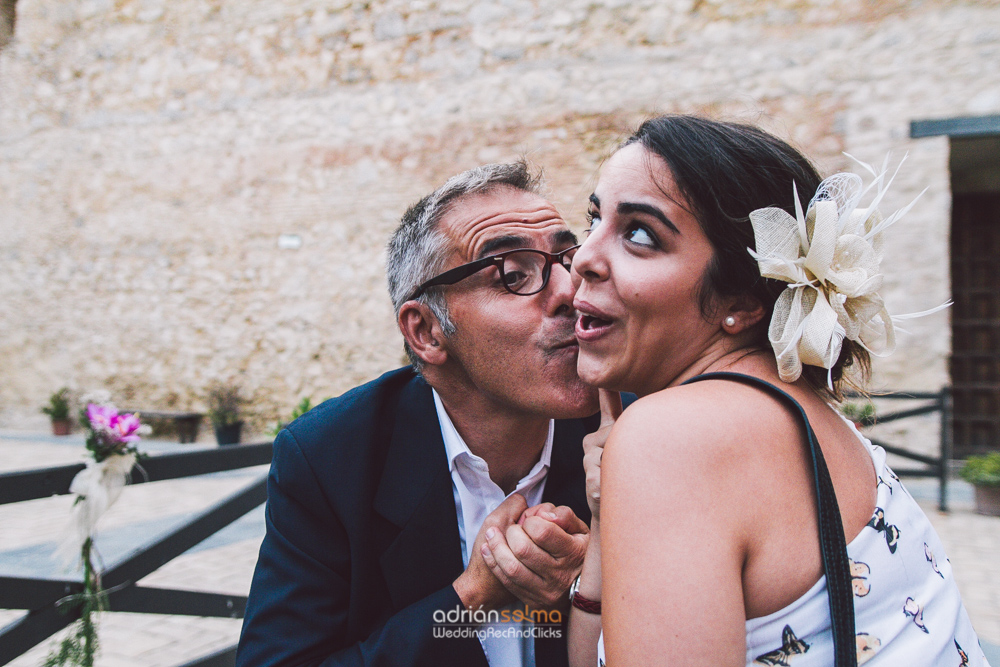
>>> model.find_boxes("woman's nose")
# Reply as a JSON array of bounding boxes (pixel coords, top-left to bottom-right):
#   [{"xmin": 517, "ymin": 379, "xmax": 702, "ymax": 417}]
[{"xmin": 571, "ymin": 231, "xmax": 608, "ymax": 285}]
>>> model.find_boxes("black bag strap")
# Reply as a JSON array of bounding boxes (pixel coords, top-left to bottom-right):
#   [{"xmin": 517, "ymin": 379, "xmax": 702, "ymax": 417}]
[{"xmin": 681, "ymin": 372, "xmax": 857, "ymax": 667}]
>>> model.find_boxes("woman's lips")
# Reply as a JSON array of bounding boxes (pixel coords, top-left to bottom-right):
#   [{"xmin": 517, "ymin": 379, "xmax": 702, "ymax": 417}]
[
  {"xmin": 574, "ymin": 301, "xmax": 616, "ymax": 343},
  {"xmin": 575, "ymin": 314, "xmax": 613, "ymax": 342}
]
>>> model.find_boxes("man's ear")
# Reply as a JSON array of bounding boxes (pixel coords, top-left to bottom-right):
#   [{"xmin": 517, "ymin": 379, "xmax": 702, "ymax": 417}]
[
  {"xmin": 398, "ymin": 301, "xmax": 449, "ymax": 366},
  {"xmin": 720, "ymin": 295, "xmax": 767, "ymax": 335}
]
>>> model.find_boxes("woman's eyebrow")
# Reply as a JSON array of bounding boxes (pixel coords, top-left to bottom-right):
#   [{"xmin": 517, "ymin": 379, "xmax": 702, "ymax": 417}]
[
  {"xmin": 617, "ymin": 202, "xmax": 680, "ymax": 235},
  {"xmin": 588, "ymin": 193, "xmax": 600, "ymax": 209}
]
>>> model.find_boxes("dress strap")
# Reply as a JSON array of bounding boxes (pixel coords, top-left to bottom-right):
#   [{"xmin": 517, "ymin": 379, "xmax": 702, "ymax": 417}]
[{"xmin": 681, "ymin": 372, "xmax": 857, "ymax": 667}]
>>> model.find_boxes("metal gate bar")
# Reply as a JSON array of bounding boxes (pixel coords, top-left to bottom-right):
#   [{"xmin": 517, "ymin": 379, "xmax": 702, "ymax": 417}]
[{"xmin": 0, "ymin": 443, "xmax": 271, "ymax": 666}]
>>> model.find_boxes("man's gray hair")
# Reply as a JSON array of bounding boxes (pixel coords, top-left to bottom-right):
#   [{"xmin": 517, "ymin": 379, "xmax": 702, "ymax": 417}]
[{"xmin": 386, "ymin": 160, "xmax": 542, "ymax": 368}]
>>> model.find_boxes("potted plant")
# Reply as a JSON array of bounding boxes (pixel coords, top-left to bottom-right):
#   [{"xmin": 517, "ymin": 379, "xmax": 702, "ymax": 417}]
[
  {"xmin": 207, "ymin": 382, "xmax": 247, "ymax": 446},
  {"xmin": 840, "ymin": 401, "xmax": 876, "ymax": 429},
  {"xmin": 959, "ymin": 452, "xmax": 1000, "ymax": 517},
  {"xmin": 268, "ymin": 396, "xmax": 327, "ymax": 437},
  {"xmin": 41, "ymin": 388, "xmax": 72, "ymax": 436}
]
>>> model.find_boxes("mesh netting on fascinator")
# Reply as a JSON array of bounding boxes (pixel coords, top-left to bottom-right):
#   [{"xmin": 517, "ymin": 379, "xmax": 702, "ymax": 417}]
[{"xmin": 748, "ymin": 154, "xmax": 950, "ymax": 388}]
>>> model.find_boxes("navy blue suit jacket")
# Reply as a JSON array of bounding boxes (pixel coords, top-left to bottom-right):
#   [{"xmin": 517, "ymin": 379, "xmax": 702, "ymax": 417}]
[{"xmin": 236, "ymin": 367, "xmax": 608, "ymax": 667}]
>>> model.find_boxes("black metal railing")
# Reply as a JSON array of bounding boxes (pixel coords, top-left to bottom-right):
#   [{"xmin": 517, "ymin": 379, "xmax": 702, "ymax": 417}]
[
  {"xmin": 0, "ymin": 389, "xmax": 955, "ymax": 665},
  {"xmin": 846, "ymin": 387, "xmax": 953, "ymax": 512},
  {"xmin": 0, "ymin": 442, "xmax": 273, "ymax": 667}
]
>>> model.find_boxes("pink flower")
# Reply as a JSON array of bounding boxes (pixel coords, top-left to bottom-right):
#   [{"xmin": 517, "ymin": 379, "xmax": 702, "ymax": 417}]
[
  {"xmin": 112, "ymin": 412, "xmax": 143, "ymax": 442},
  {"xmin": 86, "ymin": 404, "xmax": 117, "ymax": 430},
  {"xmin": 86, "ymin": 403, "xmax": 143, "ymax": 445}
]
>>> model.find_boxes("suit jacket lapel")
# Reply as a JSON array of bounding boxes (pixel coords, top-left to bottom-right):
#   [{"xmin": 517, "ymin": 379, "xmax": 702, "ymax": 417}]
[
  {"xmin": 373, "ymin": 385, "xmax": 596, "ymax": 667},
  {"xmin": 542, "ymin": 417, "xmax": 594, "ymax": 524},
  {"xmin": 536, "ymin": 416, "xmax": 596, "ymax": 667},
  {"xmin": 374, "ymin": 376, "xmax": 465, "ymax": 612}
]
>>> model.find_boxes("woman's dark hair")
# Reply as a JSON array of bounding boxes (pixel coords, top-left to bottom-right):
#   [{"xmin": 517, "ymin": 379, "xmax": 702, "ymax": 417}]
[{"xmin": 623, "ymin": 115, "xmax": 869, "ymax": 397}]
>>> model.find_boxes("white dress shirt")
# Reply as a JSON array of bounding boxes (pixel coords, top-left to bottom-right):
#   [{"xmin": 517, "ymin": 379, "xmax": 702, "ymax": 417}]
[{"xmin": 432, "ymin": 389, "xmax": 554, "ymax": 667}]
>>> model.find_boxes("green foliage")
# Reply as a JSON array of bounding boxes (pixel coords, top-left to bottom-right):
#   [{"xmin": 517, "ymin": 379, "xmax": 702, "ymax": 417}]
[
  {"xmin": 840, "ymin": 401, "xmax": 876, "ymax": 426},
  {"xmin": 269, "ymin": 396, "xmax": 326, "ymax": 436},
  {"xmin": 43, "ymin": 539, "xmax": 106, "ymax": 667},
  {"xmin": 959, "ymin": 452, "xmax": 1000, "ymax": 487},
  {"xmin": 290, "ymin": 396, "xmax": 314, "ymax": 421},
  {"xmin": 206, "ymin": 382, "xmax": 247, "ymax": 427},
  {"xmin": 41, "ymin": 388, "xmax": 72, "ymax": 421}
]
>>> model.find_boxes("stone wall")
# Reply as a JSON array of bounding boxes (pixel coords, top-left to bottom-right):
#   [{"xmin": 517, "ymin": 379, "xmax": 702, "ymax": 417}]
[
  {"xmin": 2, "ymin": 0, "xmax": 998, "ymax": 431},
  {"xmin": 0, "ymin": 0, "xmax": 15, "ymax": 51}
]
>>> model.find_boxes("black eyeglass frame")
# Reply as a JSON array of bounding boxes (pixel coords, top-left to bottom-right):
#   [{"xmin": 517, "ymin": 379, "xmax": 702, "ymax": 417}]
[{"xmin": 406, "ymin": 244, "xmax": 580, "ymax": 302}]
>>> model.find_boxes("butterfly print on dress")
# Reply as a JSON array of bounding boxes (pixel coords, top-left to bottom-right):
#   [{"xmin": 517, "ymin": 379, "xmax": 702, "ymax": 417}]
[
  {"xmin": 850, "ymin": 559, "xmax": 871, "ymax": 597},
  {"xmin": 903, "ymin": 597, "xmax": 929, "ymax": 634},
  {"xmin": 754, "ymin": 625, "xmax": 810, "ymax": 666},
  {"xmin": 924, "ymin": 542, "xmax": 945, "ymax": 578},
  {"xmin": 856, "ymin": 633, "xmax": 881, "ymax": 665},
  {"xmin": 866, "ymin": 508, "xmax": 900, "ymax": 554},
  {"xmin": 885, "ymin": 467, "xmax": 915, "ymax": 498},
  {"xmin": 955, "ymin": 639, "xmax": 970, "ymax": 666},
  {"xmin": 876, "ymin": 475, "xmax": 893, "ymax": 495}
]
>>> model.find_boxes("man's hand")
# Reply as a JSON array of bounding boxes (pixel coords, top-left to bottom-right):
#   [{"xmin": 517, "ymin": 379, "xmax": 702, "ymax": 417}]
[
  {"xmin": 583, "ymin": 389, "xmax": 623, "ymax": 521},
  {"xmin": 453, "ymin": 493, "xmax": 527, "ymax": 612},
  {"xmin": 480, "ymin": 503, "xmax": 589, "ymax": 609}
]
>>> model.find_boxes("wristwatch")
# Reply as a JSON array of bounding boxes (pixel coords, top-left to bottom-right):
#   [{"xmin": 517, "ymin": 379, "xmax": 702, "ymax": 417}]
[{"xmin": 568, "ymin": 574, "xmax": 602, "ymax": 614}]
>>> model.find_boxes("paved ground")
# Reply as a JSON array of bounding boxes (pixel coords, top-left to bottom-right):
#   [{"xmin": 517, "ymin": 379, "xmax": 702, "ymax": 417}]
[
  {"xmin": 2, "ymin": 429, "xmax": 999, "ymax": 666},
  {"xmin": 0, "ymin": 431, "xmax": 264, "ymax": 667}
]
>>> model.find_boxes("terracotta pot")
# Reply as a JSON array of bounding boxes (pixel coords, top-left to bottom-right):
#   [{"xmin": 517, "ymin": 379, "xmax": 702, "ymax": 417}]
[
  {"xmin": 51, "ymin": 419, "xmax": 71, "ymax": 436},
  {"xmin": 973, "ymin": 485, "xmax": 1000, "ymax": 517},
  {"xmin": 214, "ymin": 421, "xmax": 243, "ymax": 446}
]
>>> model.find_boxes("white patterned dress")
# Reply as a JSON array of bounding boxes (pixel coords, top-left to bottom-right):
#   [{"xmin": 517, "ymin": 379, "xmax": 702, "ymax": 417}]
[{"xmin": 597, "ymin": 425, "xmax": 991, "ymax": 666}]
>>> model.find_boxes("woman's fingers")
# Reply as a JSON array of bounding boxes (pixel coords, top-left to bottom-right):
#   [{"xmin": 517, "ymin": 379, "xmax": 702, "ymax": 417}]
[
  {"xmin": 598, "ymin": 387, "xmax": 623, "ymax": 427},
  {"xmin": 518, "ymin": 502, "xmax": 556, "ymax": 525},
  {"xmin": 583, "ymin": 389, "xmax": 623, "ymax": 519}
]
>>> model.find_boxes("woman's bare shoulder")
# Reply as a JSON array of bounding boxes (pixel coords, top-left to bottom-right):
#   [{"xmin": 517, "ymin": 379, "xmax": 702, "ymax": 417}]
[
  {"xmin": 612, "ymin": 380, "xmax": 796, "ymax": 453},
  {"xmin": 606, "ymin": 379, "xmax": 809, "ymax": 508}
]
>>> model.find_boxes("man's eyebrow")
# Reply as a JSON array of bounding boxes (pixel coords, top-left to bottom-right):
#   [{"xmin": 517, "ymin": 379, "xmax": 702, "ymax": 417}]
[
  {"xmin": 618, "ymin": 202, "xmax": 680, "ymax": 235},
  {"xmin": 553, "ymin": 229, "xmax": 579, "ymax": 247},
  {"xmin": 477, "ymin": 234, "xmax": 531, "ymax": 259}
]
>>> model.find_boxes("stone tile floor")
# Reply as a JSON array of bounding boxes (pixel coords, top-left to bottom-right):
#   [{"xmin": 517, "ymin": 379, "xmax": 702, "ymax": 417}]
[
  {"xmin": 1, "ymin": 430, "xmax": 998, "ymax": 666},
  {"xmin": 0, "ymin": 431, "xmax": 264, "ymax": 667}
]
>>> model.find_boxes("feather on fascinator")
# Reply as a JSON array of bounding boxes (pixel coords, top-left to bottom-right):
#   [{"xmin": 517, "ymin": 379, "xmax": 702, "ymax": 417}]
[{"xmin": 748, "ymin": 154, "xmax": 949, "ymax": 388}]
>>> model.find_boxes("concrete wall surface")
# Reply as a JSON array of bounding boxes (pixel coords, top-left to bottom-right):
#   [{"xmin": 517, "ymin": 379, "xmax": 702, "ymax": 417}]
[{"xmin": 2, "ymin": 0, "xmax": 998, "ymax": 429}]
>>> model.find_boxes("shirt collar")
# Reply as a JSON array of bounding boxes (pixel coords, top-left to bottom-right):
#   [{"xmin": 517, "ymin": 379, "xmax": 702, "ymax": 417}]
[{"xmin": 432, "ymin": 388, "xmax": 554, "ymax": 475}]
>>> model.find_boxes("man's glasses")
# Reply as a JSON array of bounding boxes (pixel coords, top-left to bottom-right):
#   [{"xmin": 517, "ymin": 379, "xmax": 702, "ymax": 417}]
[{"xmin": 406, "ymin": 245, "xmax": 580, "ymax": 302}]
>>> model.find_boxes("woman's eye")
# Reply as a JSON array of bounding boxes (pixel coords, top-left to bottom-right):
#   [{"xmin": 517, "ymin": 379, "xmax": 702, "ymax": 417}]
[
  {"xmin": 626, "ymin": 226, "xmax": 657, "ymax": 248},
  {"xmin": 586, "ymin": 212, "xmax": 602, "ymax": 234}
]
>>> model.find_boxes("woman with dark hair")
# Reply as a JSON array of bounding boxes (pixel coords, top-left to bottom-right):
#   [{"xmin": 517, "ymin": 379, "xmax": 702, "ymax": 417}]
[{"xmin": 559, "ymin": 116, "xmax": 987, "ymax": 666}]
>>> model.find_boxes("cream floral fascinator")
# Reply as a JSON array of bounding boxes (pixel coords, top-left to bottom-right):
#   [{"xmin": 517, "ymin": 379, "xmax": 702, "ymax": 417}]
[{"xmin": 748, "ymin": 155, "xmax": 948, "ymax": 387}]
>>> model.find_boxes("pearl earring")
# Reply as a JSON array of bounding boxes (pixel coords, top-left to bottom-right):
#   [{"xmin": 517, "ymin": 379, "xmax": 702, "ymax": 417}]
[{"xmin": 724, "ymin": 316, "xmax": 736, "ymax": 327}]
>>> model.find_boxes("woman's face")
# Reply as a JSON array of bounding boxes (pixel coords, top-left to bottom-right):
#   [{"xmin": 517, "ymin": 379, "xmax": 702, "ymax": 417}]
[{"xmin": 572, "ymin": 143, "xmax": 726, "ymax": 396}]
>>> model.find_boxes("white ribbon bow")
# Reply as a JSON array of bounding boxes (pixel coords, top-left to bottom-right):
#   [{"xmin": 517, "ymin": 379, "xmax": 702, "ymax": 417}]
[
  {"xmin": 57, "ymin": 452, "xmax": 137, "ymax": 568},
  {"xmin": 748, "ymin": 154, "xmax": 947, "ymax": 387}
]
